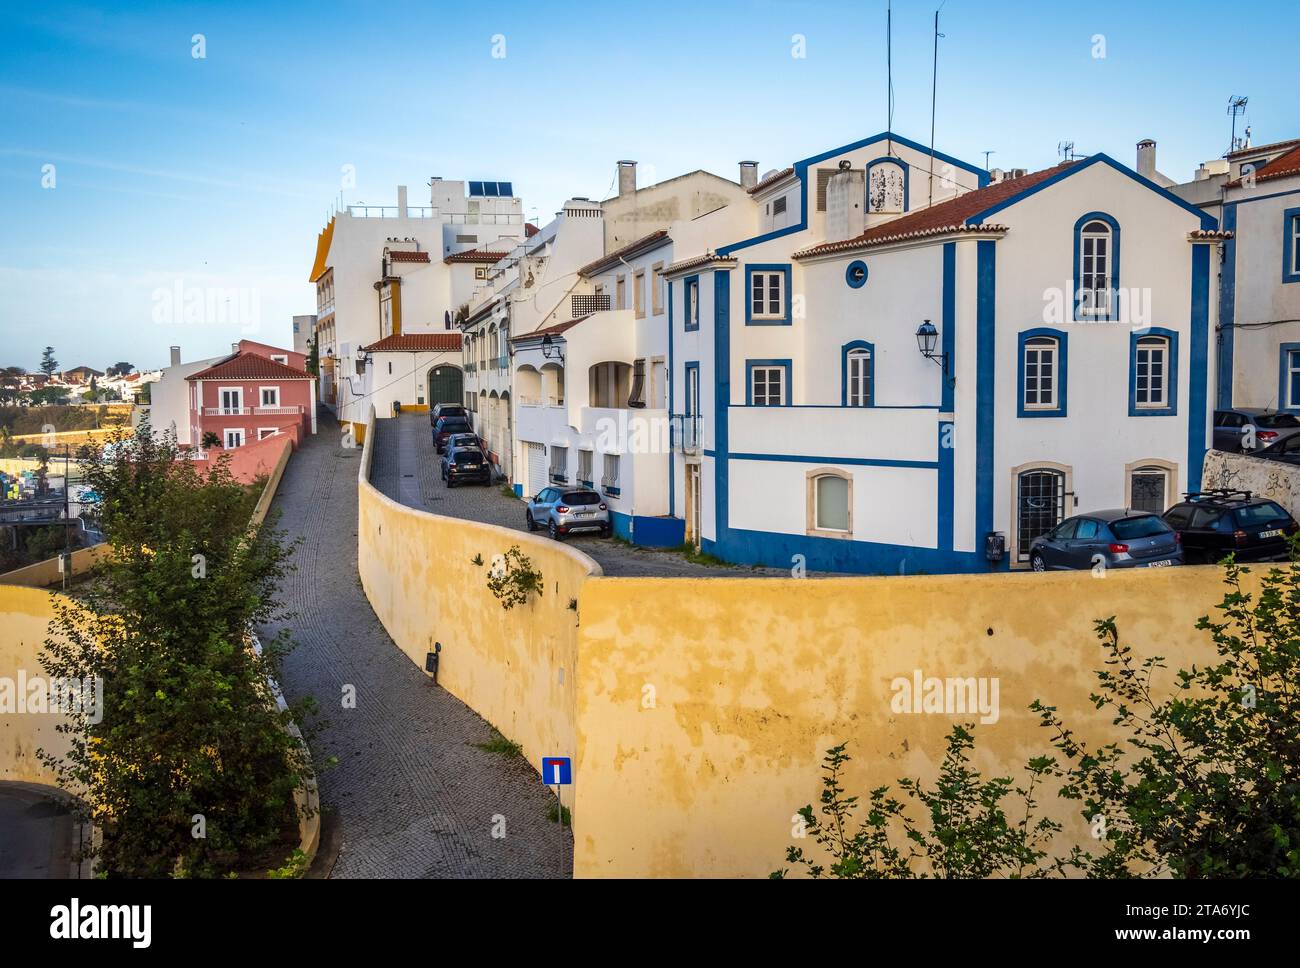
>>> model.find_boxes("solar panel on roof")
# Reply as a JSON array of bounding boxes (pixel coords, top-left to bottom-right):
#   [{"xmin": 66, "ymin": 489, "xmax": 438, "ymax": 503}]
[
  {"xmin": 468, "ymin": 181, "xmax": 484, "ymax": 196},
  {"xmin": 498, "ymin": 182, "xmax": 513, "ymax": 197}
]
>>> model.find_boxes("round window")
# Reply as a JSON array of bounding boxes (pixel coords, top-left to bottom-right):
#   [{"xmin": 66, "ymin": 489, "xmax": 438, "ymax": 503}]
[{"xmin": 845, "ymin": 260, "xmax": 868, "ymax": 289}]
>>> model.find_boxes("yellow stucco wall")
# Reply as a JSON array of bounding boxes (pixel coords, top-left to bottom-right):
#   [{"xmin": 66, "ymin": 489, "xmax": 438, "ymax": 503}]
[
  {"xmin": 0, "ymin": 585, "xmax": 73, "ymax": 784},
  {"xmin": 357, "ymin": 411, "xmax": 600, "ymax": 781},
  {"xmin": 572, "ymin": 566, "xmax": 1247, "ymax": 877}
]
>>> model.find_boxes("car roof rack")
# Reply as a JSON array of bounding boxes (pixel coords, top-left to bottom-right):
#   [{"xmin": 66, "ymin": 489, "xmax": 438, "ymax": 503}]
[{"xmin": 1181, "ymin": 488, "xmax": 1253, "ymax": 503}]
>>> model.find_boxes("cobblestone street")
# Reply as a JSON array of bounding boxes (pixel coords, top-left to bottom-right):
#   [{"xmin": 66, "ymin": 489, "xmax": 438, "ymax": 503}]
[
  {"xmin": 264, "ymin": 411, "xmax": 571, "ymax": 878},
  {"xmin": 370, "ymin": 411, "xmax": 790, "ymax": 578}
]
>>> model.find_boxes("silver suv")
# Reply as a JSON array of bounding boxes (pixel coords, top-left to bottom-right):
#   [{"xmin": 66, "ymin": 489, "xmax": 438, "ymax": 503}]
[{"xmin": 526, "ymin": 487, "xmax": 611, "ymax": 540}]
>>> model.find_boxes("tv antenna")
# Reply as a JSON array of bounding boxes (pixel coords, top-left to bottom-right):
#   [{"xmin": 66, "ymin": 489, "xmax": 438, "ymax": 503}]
[
  {"xmin": 983, "ymin": 150, "xmax": 995, "ymax": 170},
  {"xmin": 1058, "ymin": 141, "xmax": 1076, "ymax": 162},
  {"xmin": 1227, "ymin": 95, "xmax": 1249, "ymax": 154}
]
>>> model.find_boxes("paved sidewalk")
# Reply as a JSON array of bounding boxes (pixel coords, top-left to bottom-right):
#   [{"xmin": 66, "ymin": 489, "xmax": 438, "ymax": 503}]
[
  {"xmin": 370, "ymin": 412, "xmax": 791, "ymax": 578},
  {"xmin": 265, "ymin": 411, "xmax": 570, "ymax": 878}
]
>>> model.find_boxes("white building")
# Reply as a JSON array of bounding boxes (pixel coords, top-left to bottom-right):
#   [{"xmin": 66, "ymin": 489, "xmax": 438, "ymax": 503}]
[
  {"xmin": 1171, "ymin": 137, "xmax": 1300, "ymax": 412},
  {"xmin": 292, "ymin": 314, "xmax": 317, "ymax": 358},
  {"xmin": 309, "ymin": 179, "xmax": 525, "ymax": 436},
  {"xmin": 146, "ymin": 345, "xmax": 228, "ymax": 444},
  {"xmin": 665, "ymin": 131, "xmax": 1223, "ymax": 573}
]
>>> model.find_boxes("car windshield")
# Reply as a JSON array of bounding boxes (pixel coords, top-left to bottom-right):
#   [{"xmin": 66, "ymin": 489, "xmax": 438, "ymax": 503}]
[
  {"xmin": 562, "ymin": 491, "xmax": 601, "ymax": 505},
  {"xmin": 1111, "ymin": 515, "xmax": 1172, "ymax": 539},
  {"xmin": 439, "ymin": 421, "xmax": 470, "ymax": 432},
  {"xmin": 1255, "ymin": 413, "xmax": 1300, "ymax": 429},
  {"xmin": 1235, "ymin": 502, "xmax": 1290, "ymax": 525}
]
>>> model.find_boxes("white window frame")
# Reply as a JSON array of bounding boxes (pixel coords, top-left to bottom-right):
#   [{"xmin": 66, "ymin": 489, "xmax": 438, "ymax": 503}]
[
  {"xmin": 218, "ymin": 386, "xmax": 243, "ymax": 414},
  {"xmin": 1287, "ymin": 349, "xmax": 1300, "ymax": 409},
  {"xmin": 634, "ymin": 270, "xmax": 646, "ymax": 319},
  {"xmin": 749, "ymin": 271, "xmax": 785, "ymax": 320},
  {"xmin": 259, "ymin": 386, "xmax": 280, "ymax": 408},
  {"xmin": 806, "ymin": 469, "xmax": 852, "ymax": 538},
  {"xmin": 1291, "ymin": 214, "xmax": 1300, "ymax": 276},
  {"xmin": 257, "ymin": 427, "xmax": 279, "ymax": 441},
  {"xmin": 1134, "ymin": 336, "xmax": 1169, "ymax": 409},
  {"xmin": 224, "ymin": 428, "xmax": 245, "ymax": 449},
  {"xmin": 651, "ymin": 262, "xmax": 664, "ymax": 315},
  {"xmin": 1022, "ymin": 338, "xmax": 1058, "ymax": 410},
  {"xmin": 1079, "ymin": 221, "xmax": 1112, "ymax": 317},
  {"xmin": 846, "ymin": 348, "xmax": 871, "ymax": 407},
  {"xmin": 616, "ymin": 275, "xmax": 627, "ymax": 310},
  {"xmin": 270, "ymin": 354, "xmax": 288, "ymax": 365},
  {"xmin": 750, "ymin": 365, "xmax": 786, "ymax": 407}
]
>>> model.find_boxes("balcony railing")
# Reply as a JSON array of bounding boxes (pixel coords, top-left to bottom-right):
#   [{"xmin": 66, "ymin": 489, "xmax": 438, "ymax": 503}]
[
  {"xmin": 671, "ymin": 414, "xmax": 701, "ymax": 455},
  {"xmin": 600, "ymin": 474, "xmax": 621, "ymax": 497},
  {"xmin": 517, "ymin": 396, "xmax": 564, "ymax": 408},
  {"xmin": 203, "ymin": 406, "xmax": 304, "ymax": 417},
  {"xmin": 549, "ymin": 467, "xmax": 569, "ymax": 484}
]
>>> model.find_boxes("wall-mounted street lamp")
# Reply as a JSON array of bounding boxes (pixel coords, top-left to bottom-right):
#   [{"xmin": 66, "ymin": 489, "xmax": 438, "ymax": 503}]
[
  {"xmin": 915, "ymin": 319, "xmax": 949, "ymax": 376},
  {"xmin": 541, "ymin": 334, "xmax": 565, "ymax": 364}
]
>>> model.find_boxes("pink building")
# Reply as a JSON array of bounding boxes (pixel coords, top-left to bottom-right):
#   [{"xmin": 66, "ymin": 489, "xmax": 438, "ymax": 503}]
[{"xmin": 186, "ymin": 340, "xmax": 316, "ymax": 457}]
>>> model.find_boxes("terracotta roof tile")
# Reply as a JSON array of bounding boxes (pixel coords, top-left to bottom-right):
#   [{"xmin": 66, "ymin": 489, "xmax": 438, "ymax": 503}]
[
  {"xmin": 793, "ymin": 162, "xmax": 1079, "ymax": 259},
  {"xmin": 577, "ymin": 230, "xmax": 670, "ymax": 277},
  {"xmin": 511, "ymin": 316, "xmax": 590, "ymax": 342},
  {"xmin": 444, "ymin": 247, "xmax": 513, "ymax": 264},
  {"xmin": 186, "ymin": 353, "xmax": 310, "ymax": 382},
  {"xmin": 361, "ymin": 333, "xmax": 461, "ymax": 353},
  {"xmin": 388, "ymin": 250, "xmax": 430, "ymax": 263},
  {"xmin": 748, "ymin": 167, "xmax": 795, "ymax": 195},
  {"xmin": 1227, "ymin": 143, "xmax": 1300, "ymax": 188}
]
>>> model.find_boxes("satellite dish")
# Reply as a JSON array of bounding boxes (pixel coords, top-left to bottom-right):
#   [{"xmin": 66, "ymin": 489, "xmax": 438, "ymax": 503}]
[{"xmin": 761, "ymin": 169, "xmax": 780, "ymax": 181}]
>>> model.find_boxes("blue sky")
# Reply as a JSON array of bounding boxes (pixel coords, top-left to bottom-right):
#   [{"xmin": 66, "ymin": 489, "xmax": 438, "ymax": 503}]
[{"xmin": 0, "ymin": 0, "xmax": 1294, "ymax": 372}]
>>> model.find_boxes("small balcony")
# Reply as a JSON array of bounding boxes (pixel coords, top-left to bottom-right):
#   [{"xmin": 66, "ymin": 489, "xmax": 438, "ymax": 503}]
[
  {"xmin": 671, "ymin": 414, "xmax": 702, "ymax": 455},
  {"xmin": 203, "ymin": 406, "xmax": 304, "ymax": 417}
]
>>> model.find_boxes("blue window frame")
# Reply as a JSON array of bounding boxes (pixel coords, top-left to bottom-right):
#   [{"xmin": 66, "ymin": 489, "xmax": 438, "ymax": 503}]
[
  {"xmin": 744, "ymin": 264, "xmax": 792, "ymax": 325},
  {"xmin": 865, "ymin": 157, "xmax": 909, "ymax": 213},
  {"xmin": 841, "ymin": 340, "xmax": 875, "ymax": 407},
  {"xmin": 683, "ymin": 361, "xmax": 700, "ymax": 415},
  {"xmin": 1284, "ymin": 207, "xmax": 1300, "ymax": 284},
  {"xmin": 1129, "ymin": 327, "xmax": 1179, "ymax": 416},
  {"xmin": 1278, "ymin": 343, "xmax": 1300, "ymax": 412},
  {"xmin": 746, "ymin": 359, "xmax": 791, "ymax": 406},
  {"xmin": 1073, "ymin": 212, "xmax": 1121, "ymax": 320},
  {"xmin": 1017, "ymin": 328, "xmax": 1068, "ymax": 418},
  {"xmin": 683, "ymin": 275, "xmax": 700, "ymax": 331},
  {"xmin": 845, "ymin": 260, "xmax": 869, "ymax": 289}
]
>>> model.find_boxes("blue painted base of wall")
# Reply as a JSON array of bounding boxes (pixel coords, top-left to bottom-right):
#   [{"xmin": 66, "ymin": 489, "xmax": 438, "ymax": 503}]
[
  {"xmin": 703, "ymin": 528, "xmax": 1002, "ymax": 576},
  {"xmin": 513, "ymin": 483, "xmax": 523, "ymax": 497},
  {"xmin": 610, "ymin": 512, "xmax": 687, "ymax": 548}
]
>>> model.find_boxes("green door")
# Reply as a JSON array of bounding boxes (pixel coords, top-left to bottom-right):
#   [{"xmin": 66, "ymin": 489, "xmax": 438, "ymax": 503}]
[{"xmin": 428, "ymin": 365, "xmax": 464, "ymax": 406}]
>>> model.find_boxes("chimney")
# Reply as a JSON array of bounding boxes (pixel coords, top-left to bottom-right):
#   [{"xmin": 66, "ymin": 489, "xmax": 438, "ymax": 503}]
[
  {"xmin": 397, "ymin": 185, "xmax": 408, "ymax": 217},
  {"xmin": 739, "ymin": 161, "xmax": 758, "ymax": 191},
  {"xmin": 169, "ymin": 346, "xmax": 181, "ymax": 367},
  {"xmin": 617, "ymin": 160, "xmax": 637, "ymax": 196},
  {"xmin": 1136, "ymin": 139, "xmax": 1158, "ymax": 181},
  {"xmin": 231, "ymin": 343, "xmax": 239, "ymax": 353}
]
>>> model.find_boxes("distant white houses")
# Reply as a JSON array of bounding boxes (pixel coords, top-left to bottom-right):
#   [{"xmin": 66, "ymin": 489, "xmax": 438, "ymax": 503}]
[{"xmin": 1171, "ymin": 136, "xmax": 1300, "ymax": 413}]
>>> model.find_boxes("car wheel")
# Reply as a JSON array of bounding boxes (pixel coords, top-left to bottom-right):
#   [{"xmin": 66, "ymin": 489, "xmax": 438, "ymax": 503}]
[
  {"xmin": 526, "ymin": 511, "xmax": 537, "ymax": 532},
  {"xmin": 548, "ymin": 520, "xmax": 561, "ymax": 541},
  {"xmin": 1030, "ymin": 553, "xmax": 1046, "ymax": 573}
]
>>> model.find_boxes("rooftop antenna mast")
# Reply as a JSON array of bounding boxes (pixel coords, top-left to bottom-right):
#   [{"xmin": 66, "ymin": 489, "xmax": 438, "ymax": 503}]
[
  {"xmin": 927, "ymin": 4, "xmax": 946, "ymax": 207},
  {"xmin": 1058, "ymin": 141, "xmax": 1076, "ymax": 163},
  {"xmin": 1227, "ymin": 95, "xmax": 1249, "ymax": 154},
  {"xmin": 886, "ymin": 0, "xmax": 893, "ymax": 154}
]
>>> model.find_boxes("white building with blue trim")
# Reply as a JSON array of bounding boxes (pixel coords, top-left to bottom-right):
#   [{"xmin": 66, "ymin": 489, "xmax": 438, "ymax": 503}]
[{"xmin": 663, "ymin": 132, "xmax": 1224, "ymax": 574}]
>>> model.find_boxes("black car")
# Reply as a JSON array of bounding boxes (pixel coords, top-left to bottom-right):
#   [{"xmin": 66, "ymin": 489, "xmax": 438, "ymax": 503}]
[
  {"xmin": 430, "ymin": 404, "xmax": 469, "ymax": 427},
  {"xmin": 1029, "ymin": 509, "xmax": 1182, "ymax": 572},
  {"xmin": 1251, "ymin": 433, "xmax": 1300, "ymax": 465},
  {"xmin": 440, "ymin": 444, "xmax": 490, "ymax": 487},
  {"xmin": 433, "ymin": 416, "xmax": 473, "ymax": 453},
  {"xmin": 1163, "ymin": 490, "xmax": 1298, "ymax": 564}
]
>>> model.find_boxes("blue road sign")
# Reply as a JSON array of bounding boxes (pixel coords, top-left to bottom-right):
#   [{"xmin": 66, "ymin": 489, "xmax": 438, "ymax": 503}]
[{"xmin": 542, "ymin": 756, "xmax": 572, "ymax": 785}]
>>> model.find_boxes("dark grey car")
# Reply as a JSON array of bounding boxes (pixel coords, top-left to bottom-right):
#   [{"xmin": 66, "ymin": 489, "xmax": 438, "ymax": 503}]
[
  {"xmin": 1029, "ymin": 509, "xmax": 1183, "ymax": 572},
  {"xmin": 1213, "ymin": 408, "xmax": 1300, "ymax": 453},
  {"xmin": 525, "ymin": 487, "xmax": 611, "ymax": 540}
]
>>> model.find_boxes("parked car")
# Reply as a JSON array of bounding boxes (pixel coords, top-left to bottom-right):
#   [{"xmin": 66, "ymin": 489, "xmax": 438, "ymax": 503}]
[
  {"xmin": 1164, "ymin": 490, "xmax": 1298, "ymax": 564},
  {"xmin": 430, "ymin": 403, "xmax": 469, "ymax": 427},
  {"xmin": 440, "ymin": 445, "xmax": 490, "ymax": 487},
  {"xmin": 525, "ymin": 487, "xmax": 611, "ymax": 540},
  {"xmin": 1250, "ymin": 432, "xmax": 1300, "ymax": 465},
  {"xmin": 445, "ymin": 432, "xmax": 480, "ymax": 452},
  {"xmin": 1029, "ymin": 509, "xmax": 1183, "ymax": 572},
  {"xmin": 433, "ymin": 416, "xmax": 473, "ymax": 453},
  {"xmin": 1213, "ymin": 408, "xmax": 1300, "ymax": 453}
]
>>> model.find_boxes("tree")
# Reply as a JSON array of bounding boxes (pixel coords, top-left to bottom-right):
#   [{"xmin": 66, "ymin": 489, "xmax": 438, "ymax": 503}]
[
  {"xmin": 38, "ymin": 421, "xmax": 316, "ymax": 877},
  {"xmin": 138, "ymin": 381, "xmax": 152, "ymax": 404},
  {"xmin": 106, "ymin": 362, "xmax": 134, "ymax": 377},
  {"xmin": 306, "ymin": 339, "xmax": 319, "ymax": 378},
  {"xmin": 201, "ymin": 430, "xmax": 221, "ymax": 450},
  {"xmin": 776, "ymin": 553, "xmax": 1300, "ymax": 879},
  {"xmin": 40, "ymin": 346, "xmax": 58, "ymax": 377}
]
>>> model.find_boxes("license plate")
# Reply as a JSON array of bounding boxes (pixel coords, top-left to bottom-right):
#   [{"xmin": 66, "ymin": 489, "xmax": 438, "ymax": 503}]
[
  {"xmin": 463, "ymin": 464, "xmax": 479, "ymax": 469},
  {"xmin": 1147, "ymin": 559, "xmax": 1173, "ymax": 568},
  {"xmin": 577, "ymin": 512, "xmax": 594, "ymax": 518},
  {"xmin": 1260, "ymin": 529, "xmax": 1283, "ymax": 539}
]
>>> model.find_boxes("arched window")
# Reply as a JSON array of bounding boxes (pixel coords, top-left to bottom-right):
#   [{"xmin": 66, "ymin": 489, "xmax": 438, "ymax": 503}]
[
  {"xmin": 806, "ymin": 469, "xmax": 852, "ymax": 537},
  {"xmin": 1125, "ymin": 461, "xmax": 1176, "ymax": 513},
  {"xmin": 1018, "ymin": 329, "xmax": 1067, "ymax": 416},
  {"xmin": 842, "ymin": 341, "xmax": 874, "ymax": 407},
  {"xmin": 1128, "ymin": 328, "xmax": 1179, "ymax": 416},
  {"xmin": 1074, "ymin": 212, "xmax": 1119, "ymax": 319},
  {"xmin": 1015, "ymin": 466, "xmax": 1068, "ymax": 563}
]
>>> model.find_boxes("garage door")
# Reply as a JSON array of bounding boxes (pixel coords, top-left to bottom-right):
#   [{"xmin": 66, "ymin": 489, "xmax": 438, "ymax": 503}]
[{"xmin": 525, "ymin": 442, "xmax": 547, "ymax": 499}]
